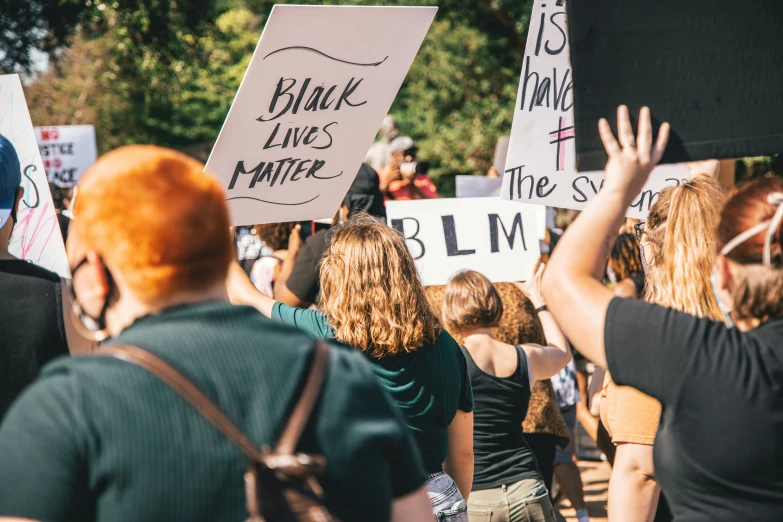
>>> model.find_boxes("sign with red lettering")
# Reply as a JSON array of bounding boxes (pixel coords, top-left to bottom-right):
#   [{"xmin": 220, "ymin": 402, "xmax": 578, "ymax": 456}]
[
  {"xmin": 206, "ymin": 5, "xmax": 437, "ymax": 225},
  {"xmin": 0, "ymin": 74, "xmax": 69, "ymax": 277},
  {"xmin": 387, "ymin": 198, "xmax": 541, "ymax": 287},
  {"xmin": 501, "ymin": 1, "xmax": 690, "ymax": 219},
  {"xmin": 35, "ymin": 125, "xmax": 97, "ymax": 188}
]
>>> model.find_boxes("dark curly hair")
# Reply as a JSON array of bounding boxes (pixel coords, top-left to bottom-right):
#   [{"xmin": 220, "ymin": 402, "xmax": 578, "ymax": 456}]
[{"xmin": 253, "ymin": 223, "xmax": 298, "ymax": 252}]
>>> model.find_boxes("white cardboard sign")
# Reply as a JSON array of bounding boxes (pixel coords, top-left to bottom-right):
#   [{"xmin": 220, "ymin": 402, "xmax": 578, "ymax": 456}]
[
  {"xmin": 35, "ymin": 125, "xmax": 97, "ymax": 188},
  {"xmin": 387, "ymin": 198, "xmax": 541, "ymax": 287},
  {"xmin": 0, "ymin": 74, "xmax": 69, "ymax": 277},
  {"xmin": 501, "ymin": 1, "xmax": 690, "ymax": 219},
  {"xmin": 206, "ymin": 5, "xmax": 437, "ymax": 226},
  {"xmin": 456, "ymin": 176, "xmax": 547, "ymax": 239}
]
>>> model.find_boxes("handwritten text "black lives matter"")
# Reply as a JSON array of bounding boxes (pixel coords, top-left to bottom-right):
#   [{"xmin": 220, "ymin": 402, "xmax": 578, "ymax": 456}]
[{"xmin": 229, "ymin": 76, "xmax": 367, "ymax": 192}]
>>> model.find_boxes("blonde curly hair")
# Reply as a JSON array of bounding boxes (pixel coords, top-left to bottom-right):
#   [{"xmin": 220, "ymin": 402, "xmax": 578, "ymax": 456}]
[{"xmin": 319, "ymin": 215, "xmax": 439, "ymax": 358}]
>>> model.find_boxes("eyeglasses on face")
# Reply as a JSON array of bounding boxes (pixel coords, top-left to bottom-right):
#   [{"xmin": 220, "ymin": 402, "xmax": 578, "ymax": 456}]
[{"xmin": 634, "ymin": 221, "xmax": 646, "ymax": 241}]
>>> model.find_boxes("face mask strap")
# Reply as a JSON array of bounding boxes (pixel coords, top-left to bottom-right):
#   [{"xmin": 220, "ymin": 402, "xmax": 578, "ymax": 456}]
[
  {"xmin": 763, "ymin": 194, "xmax": 783, "ymax": 265},
  {"xmin": 720, "ymin": 192, "xmax": 783, "ymax": 265}
]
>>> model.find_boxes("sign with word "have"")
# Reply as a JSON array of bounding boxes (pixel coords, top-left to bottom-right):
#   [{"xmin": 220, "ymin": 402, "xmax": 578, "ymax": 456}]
[{"xmin": 501, "ymin": 0, "xmax": 690, "ymax": 219}]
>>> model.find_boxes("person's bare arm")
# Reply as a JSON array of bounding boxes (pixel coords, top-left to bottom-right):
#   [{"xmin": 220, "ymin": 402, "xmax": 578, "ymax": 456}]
[
  {"xmin": 60, "ymin": 281, "xmax": 95, "ymax": 354},
  {"xmin": 226, "ymin": 262, "xmax": 277, "ymax": 317},
  {"xmin": 515, "ymin": 260, "xmax": 570, "ymax": 381},
  {"xmin": 542, "ymin": 106, "xmax": 669, "ymax": 369},
  {"xmin": 443, "ymin": 410, "xmax": 473, "ymax": 501},
  {"xmin": 273, "ymin": 225, "xmax": 313, "ymax": 308},
  {"xmin": 391, "ymin": 487, "xmax": 436, "ymax": 522}
]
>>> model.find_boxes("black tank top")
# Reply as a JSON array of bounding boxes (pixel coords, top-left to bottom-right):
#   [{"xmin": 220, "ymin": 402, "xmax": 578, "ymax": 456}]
[
  {"xmin": 460, "ymin": 344, "xmax": 542, "ymax": 490},
  {"xmin": 0, "ymin": 260, "xmax": 69, "ymax": 420}
]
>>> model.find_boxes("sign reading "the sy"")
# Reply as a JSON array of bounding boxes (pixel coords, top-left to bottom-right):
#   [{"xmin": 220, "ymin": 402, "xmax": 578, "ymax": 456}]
[{"xmin": 386, "ymin": 198, "xmax": 541, "ymax": 286}]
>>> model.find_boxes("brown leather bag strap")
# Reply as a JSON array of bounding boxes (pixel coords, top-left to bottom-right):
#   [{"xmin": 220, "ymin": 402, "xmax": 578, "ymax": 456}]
[
  {"xmin": 94, "ymin": 340, "xmax": 329, "ymax": 458},
  {"xmin": 275, "ymin": 340, "xmax": 330, "ymax": 455}
]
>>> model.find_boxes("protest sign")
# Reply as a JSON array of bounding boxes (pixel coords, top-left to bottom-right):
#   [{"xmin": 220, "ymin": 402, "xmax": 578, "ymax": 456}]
[
  {"xmin": 387, "ymin": 198, "xmax": 541, "ymax": 286},
  {"xmin": 456, "ymin": 177, "xmax": 547, "ymax": 238},
  {"xmin": 456, "ymin": 176, "xmax": 502, "ymax": 198},
  {"xmin": 501, "ymin": 1, "xmax": 690, "ymax": 219},
  {"xmin": 567, "ymin": 0, "xmax": 783, "ymax": 171},
  {"xmin": 35, "ymin": 125, "xmax": 97, "ymax": 187},
  {"xmin": 0, "ymin": 74, "xmax": 69, "ymax": 277},
  {"xmin": 206, "ymin": 5, "xmax": 437, "ymax": 226}
]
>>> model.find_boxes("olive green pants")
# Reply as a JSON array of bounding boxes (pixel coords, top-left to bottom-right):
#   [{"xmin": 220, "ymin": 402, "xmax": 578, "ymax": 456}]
[{"xmin": 467, "ymin": 477, "xmax": 556, "ymax": 522}]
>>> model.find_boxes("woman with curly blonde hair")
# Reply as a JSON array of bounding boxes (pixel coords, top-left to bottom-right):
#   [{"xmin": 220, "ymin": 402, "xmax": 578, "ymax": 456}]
[{"xmin": 228, "ymin": 215, "xmax": 475, "ymax": 521}]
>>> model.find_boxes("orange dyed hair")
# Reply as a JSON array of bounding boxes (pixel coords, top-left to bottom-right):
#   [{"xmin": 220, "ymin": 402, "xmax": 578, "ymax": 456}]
[{"xmin": 72, "ymin": 145, "xmax": 233, "ymax": 302}]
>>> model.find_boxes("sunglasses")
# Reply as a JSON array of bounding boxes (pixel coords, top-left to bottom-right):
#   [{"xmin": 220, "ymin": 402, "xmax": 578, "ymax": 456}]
[{"xmin": 634, "ymin": 221, "xmax": 646, "ymax": 241}]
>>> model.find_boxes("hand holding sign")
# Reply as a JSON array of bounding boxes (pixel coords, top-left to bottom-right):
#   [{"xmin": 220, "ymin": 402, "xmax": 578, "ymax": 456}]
[{"xmin": 598, "ymin": 105, "xmax": 670, "ymax": 202}]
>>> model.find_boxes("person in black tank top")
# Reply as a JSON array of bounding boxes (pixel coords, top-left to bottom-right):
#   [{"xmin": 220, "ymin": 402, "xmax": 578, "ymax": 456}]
[{"xmin": 441, "ymin": 264, "xmax": 571, "ymax": 522}]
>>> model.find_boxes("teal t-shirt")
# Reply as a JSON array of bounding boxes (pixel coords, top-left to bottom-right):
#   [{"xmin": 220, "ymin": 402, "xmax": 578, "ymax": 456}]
[
  {"xmin": 272, "ymin": 303, "xmax": 474, "ymax": 474},
  {"xmin": 0, "ymin": 302, "xmax": 426, "ymax": 522}
]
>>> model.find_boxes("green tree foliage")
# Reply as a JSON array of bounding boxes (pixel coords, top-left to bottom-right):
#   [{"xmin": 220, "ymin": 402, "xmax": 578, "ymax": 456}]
[{"xmin": 19, "ymin": 0, "xmax": 535, "ymax": 193}]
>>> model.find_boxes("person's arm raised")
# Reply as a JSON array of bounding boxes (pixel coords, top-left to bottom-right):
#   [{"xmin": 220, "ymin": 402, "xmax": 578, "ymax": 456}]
[
  {"xmin": 542, "ymin": 105, "xmax": 669, "ymax": 369},
  {"xmin": 515, "ymin": 259, "xmax": 570, "ymax": 381}
]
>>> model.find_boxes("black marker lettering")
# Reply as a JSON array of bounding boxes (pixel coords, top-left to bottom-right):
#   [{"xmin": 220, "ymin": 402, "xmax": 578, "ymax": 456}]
[
  {"xmin": 335, "ymin": 77, "xmax": 367, "ymax": 110},
  {"xmin": 258, "ymin": 78, "xmax": 296, "ymax": 122},
  {"xmin": 263, "ymin": 123, "xmax": 282, "ymax": 149},
  {"xmin": 545, "ymin": 12, "xmax": 567, "ymax": 55},
  {"xmin": 520, "ymin": 57, "xmax": 540, "ymax": 111},
  {"xmin": 489, "ymin": 213, "xmax": 527, "ymax": 253},
  {"xmin": 442, "ymin": 216, "xmax": 476, "ymax": 256},
  {"xmin": 291, "ymin": 78, "xmax": 311, "ymax": 114},
  {"xmin": 230, "ymin": 161, "xmax": 263, "ymax": 189},
  {"xmin": 391, "ymin": 218, "xmax": 425, "ymax": 259},
  {"xmin": 313, "ymin": 122, "xmax": 337, "ymax": 150}
]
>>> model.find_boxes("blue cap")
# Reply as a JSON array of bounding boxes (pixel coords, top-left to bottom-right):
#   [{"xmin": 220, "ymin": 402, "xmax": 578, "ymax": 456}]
[{"xmin": 0, "ymin": 134, "xmax": 22, "ymax": 228}]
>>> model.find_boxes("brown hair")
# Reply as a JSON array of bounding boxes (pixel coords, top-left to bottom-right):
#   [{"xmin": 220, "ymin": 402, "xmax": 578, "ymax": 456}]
[
  {"xmin": 318, "ymin": 216, "xmax": 439, "ymax": 358},
  {"xmin": 441, "ymin": 270, "xmax": 504, "ymax": 333},
  {"xmin": 253, "ymin": 222, "xmax": 297, "ymax": 252},
  {"xmin": 716, "ymin": 176, "xmax": 783, "ymax": 323},
  {"xmin": 608, "ymin": 232, "xmax": 642, "ymax": 281},
  {"xmin": 73, "ymin": 145, "xmax": 232, "ymax": 302},
  {"xmin": 643, "ymin": 175, "xmax": 724, "ymax": 320}
]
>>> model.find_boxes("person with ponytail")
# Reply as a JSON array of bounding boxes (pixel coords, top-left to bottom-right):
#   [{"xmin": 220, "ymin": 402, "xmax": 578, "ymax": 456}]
[
  {"xmin": 543, "ymin": 105, "xmax": 783, "ymax": 522},
  {"xmin": 601, "ymin": 175, "xmax": 725, "ymax": 522}
]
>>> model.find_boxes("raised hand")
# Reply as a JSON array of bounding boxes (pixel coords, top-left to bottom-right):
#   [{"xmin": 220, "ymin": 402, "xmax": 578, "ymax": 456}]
[
  {"xmin": 515, "ymin": 256, "xmax": 545, "ymax": 309},
  {"xmin": 598, "ymin": 105, "xmax": 670, "ymax": 201}
]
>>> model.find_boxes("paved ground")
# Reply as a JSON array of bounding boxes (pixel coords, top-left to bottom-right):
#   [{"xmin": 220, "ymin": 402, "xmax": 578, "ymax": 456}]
[{"xmin": 556, "ymin": 460, "xmax": 611, "ymax": 522}]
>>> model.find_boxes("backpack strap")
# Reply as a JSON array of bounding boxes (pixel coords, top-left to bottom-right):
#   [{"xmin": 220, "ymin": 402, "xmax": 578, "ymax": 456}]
[{"xmin": 94, "ymin": 339, "xmax": 330, "ymax": 458}]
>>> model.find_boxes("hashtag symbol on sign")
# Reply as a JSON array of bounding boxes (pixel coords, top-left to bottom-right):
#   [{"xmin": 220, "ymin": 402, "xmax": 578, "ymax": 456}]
[{"xmin": 548, "ymin": 116, "xmax": 575, "ymax": 172}]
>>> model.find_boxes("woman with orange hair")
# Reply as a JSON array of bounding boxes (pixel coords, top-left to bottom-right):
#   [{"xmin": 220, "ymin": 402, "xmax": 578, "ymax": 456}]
[
  {"xmin": 229, "ymin": 216, "xmax": 475, "ymax": 522},
  {"xmin": 0, "ymin": 146, "xmax": 435, "ymax": 522}
]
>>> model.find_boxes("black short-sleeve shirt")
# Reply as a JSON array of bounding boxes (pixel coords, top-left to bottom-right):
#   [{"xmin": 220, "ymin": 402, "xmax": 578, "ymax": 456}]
[
  {"xmin": 286, "ymin": 229, "xmax": 330, "ymax": 304},
  {"xmin": 605, "ymin": 297, "xmax": 783, "ymax": 522}
]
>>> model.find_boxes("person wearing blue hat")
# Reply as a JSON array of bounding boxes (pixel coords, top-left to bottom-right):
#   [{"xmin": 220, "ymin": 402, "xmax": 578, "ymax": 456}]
[
  {"xmin": 0, "ymin": 134, "xmax": 92, "ymax": 421},
  {"xmin": 0, "ymin": 134, "xmax": 23, "ymax": 238}
]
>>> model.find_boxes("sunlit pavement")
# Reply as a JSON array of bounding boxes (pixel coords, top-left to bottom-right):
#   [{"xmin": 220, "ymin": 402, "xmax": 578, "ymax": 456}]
[{"xmin": 556, "ymin": 460, "xmax": 610, "ymax": 522}]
